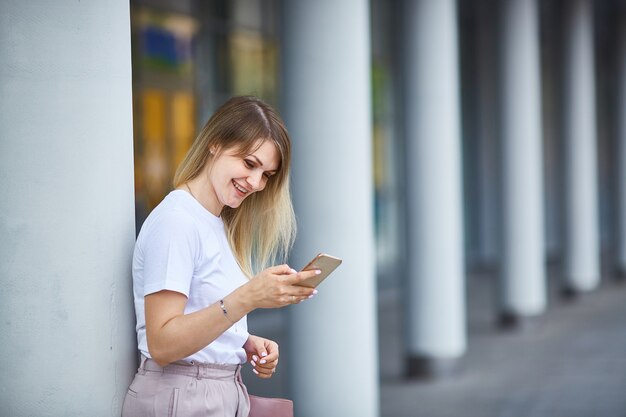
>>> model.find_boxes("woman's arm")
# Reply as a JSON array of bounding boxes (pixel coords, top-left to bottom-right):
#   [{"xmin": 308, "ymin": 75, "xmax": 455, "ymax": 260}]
[{"xmin": 145, "ymin": 264, "xmax": 319, "ymax": 366}]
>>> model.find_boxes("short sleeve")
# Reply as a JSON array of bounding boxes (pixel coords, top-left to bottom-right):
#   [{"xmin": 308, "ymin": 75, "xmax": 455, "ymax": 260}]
[{"xmin": 140, "ymin": 210, "xmax": 198, "ymax": 297}]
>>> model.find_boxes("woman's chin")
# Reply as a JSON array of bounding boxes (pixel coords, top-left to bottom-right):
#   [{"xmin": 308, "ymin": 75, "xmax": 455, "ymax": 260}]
[
  {"xmin": 225, "ymin": 199, "xmax": 244, "ymax": 209},
  {"xmin": 223, "ymin": 192, "xmax": 250, "ymax": 209}
]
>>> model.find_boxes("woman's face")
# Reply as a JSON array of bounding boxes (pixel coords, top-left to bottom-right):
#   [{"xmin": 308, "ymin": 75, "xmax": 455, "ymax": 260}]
[{"xmin": 208, "ymin": 139, "xmax": 279, "ymax": 212}]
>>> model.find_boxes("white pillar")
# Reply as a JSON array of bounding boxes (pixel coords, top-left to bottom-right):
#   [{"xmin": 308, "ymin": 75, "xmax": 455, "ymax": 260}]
[
  {"xmin": 0, "ymin": 2, "xmax": 137, "ymax": 416},
  {"xmin": 562, "ymin": 0, "xmax": 601, "ymax": 292},
  {"xmin": 498, "ymin": 0, "xmax": 547, "ymax": 323},
  {"xmin": 616, "ymin": 8, "xmax": 626, "ymax": 277},
  {"xmin": 403, "ymin": 0, "xmax": 466, "ymax": 376},
  {"xmin": 281, "ymin": 1, "xmax": 379, "ymax": 416}
]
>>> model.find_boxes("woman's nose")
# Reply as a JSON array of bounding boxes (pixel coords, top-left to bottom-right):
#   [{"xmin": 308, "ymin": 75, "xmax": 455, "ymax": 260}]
[{"xmin": 247, "ymin": 171, "xmax": 263, "ymax": 190}]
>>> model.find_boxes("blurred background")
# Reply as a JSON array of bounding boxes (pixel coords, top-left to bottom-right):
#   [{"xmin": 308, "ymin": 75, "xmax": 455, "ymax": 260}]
[
  {"xmin": 128, "ymin": 0, "xmax": 626, "ymax": 416},
  {"xmin": 2, "ymin": 0, "xmax": 626, "ymax": 416},
  {"xmin": 129, "ymin": 0, "xmax": 622, "ymax": 283}
]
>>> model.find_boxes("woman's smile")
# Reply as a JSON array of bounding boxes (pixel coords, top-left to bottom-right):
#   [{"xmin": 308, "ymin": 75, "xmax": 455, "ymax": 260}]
[
  {"xmin": 204, "ymin": 140, "xmax": 279, "ymax": 213},
  {"xmin": 232, "ymin": 179, "xmax": 249, "ymax": 196}
]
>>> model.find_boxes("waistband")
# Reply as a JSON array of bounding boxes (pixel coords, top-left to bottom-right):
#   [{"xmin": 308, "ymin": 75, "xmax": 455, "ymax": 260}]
[{"xmin": 139, "ymin": 355, "xmax": 242, "ymax": 381}]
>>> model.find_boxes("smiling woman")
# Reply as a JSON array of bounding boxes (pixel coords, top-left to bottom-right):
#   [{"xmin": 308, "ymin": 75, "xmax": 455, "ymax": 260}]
[
  {"xmin": 174, "ymin": 96, "xmax": 293, "ymax": 277},
  {"xmin": 122, "ymin": 96, "xmax": 319, "ymax": 417}
]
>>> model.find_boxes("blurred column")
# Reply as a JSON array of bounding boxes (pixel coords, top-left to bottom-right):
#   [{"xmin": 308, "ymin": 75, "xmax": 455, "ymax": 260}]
[
  {"xmin": 281, "ymin": 1, "xmax": 379, "ymax": 416},
  {"xmin": 562, "ymin": 0, "xmax": 600, "ymax": 293},
  {"xmin": 195, "ymin": 2, "xmax": 221, "ymax": 123},
  {"xmin": 617, "ymin": 8, "xmax": 626, "ymax": 278},
  {"xmin": 498, "ymin": 0, "xmax": 547, "ymax": 324},
  {"xmin": 0, "ymin": 1, "xmax": 137, "ymax": 416},
  {"xmin": 402, "ymin": 0, "xmax": 466, "ymax": 376}
]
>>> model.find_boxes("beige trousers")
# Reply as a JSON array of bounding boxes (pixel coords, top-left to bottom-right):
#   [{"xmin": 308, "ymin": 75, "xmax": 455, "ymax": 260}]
[{"xmin": 122, "ymin": 355, "xmax": 250, "ymax": 417}]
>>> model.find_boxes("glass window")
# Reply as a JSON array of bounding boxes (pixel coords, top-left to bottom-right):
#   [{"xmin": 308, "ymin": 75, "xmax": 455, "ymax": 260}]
[{"xmin": 130, "ymin": 0, "xmax": 279, "ymax": 232}]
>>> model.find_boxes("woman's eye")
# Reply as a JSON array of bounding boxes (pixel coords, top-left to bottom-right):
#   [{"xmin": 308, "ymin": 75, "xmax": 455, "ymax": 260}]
[
  {"xmin": 244, "ymin": 160, "xmax": 254, "ymax": 168},
  {"xmin": 263, "ymin": 172, "xmax": 271, "ymax": 179}
]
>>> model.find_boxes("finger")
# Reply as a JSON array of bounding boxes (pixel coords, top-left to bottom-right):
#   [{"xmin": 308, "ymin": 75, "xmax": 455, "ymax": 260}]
[
  {"xmin": 281, "ymin": 289, "xmax": 318, "ymax": 306},
  {"xmin": 255, "ymin": 367, "xmax": 276, "ymax": 378},
  {"xmin": 248, "ymin": 348, "xmax": 266, "ymax": 366},
  {"xmin": 282, "ymin": 269, "xmax": 321, "ymax": 286},
  {"xmin": 251, "ymin": 353, "xmax": 277, "ymax": 365},
  {"xmin": 291, "ymin": 286, "xmax": 319, "ymax": 299},
  {"xmin": 283, "ymin": 293, "xmax": 312, "ymax": 305},
  {"xmin": 249, "ymin": 342, "xmax": 273, "ymax": 364},
  {"xmin": 268, "ymin": 264, "xmax": 294, "ymax": 275},
  {"xmin": 252, "ymin": 366, "xmax": 276, "ymax": 378},
  {"xmin": 280, "ymin": 294, "xmax": 295, "ymax": 306},
  {"xmin": 253, "ymin": 367, "xmax": 274, "ymax": 379},
  {"xmin": 254, "ymin": 340, "xmax": 278, "ymax": 364},
  {"xmin": 258, "ymin": 350, "xmax": 278, "ymax": 363},
  {"xmin": 298, "ymin": 293, "xmax": 317, "ymax": 303},
  {"xmin": 255, "ymin": 360, "xmax": 277, "ymax": 372},
  {"xmin": 264, "ymin": 340, "xmax": 279, "ymax": 357},
  {"xmin": 252, "ymin": 361, "xmax": 276, "ymax": 377}
]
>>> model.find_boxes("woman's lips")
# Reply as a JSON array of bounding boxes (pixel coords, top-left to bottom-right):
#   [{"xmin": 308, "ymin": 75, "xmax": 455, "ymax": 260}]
[{"xmin": 232, "ymin": 180, "xmax": 248, "ymax": 196}]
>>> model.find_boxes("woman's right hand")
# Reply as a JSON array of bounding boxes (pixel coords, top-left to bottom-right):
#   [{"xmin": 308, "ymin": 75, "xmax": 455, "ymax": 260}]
[
  {"xmin": 143, "ymin": 265, "xmax": 319, "ymax": 366},
  {"xmin": 242, "ymin": 264, "xmax": 320, "ymax": 309}
]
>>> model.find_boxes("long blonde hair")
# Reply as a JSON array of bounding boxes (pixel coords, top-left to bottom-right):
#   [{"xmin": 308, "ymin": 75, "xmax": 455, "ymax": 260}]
[{"xmin": 173, "ymin": 96, "xmax": 296, "ymax": 277}]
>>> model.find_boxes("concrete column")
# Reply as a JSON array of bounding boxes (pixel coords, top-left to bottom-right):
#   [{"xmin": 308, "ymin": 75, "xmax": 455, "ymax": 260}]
[
  {"xmin": 0, "ymin": 2, "xmax": 137, "ymax": 416},
  {"xmin": 562, "ymin": 0, "xmax": 600, "ymax": 292},
  {"xmin": 402, "ymin": 0, "xmax": 466, "ymax": 376},
  {"xmin": 281, "ymin": 1, "xmax": 379, "ymax": 416},
  {"xmin": 617, "ymin": 8, "xmax": 626, "ymax": 277},
  {"xmin": 498, "ymin": 0, "xmax": 547, "ymax": 323}
]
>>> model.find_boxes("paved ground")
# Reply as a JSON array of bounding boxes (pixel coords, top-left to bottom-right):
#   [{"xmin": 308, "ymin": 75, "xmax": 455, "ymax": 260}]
[
  {"xmin": 245, "ymin": 269, "xmax": 626, "ymax": 417},
  {"xmin": 379, "ymin": 272, "xmax": 626, "ymax": 417}
]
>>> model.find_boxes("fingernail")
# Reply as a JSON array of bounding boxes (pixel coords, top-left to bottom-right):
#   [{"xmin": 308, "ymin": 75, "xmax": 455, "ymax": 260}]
[
  {"xmin": 308, "ymin": 294, "xmax": 314, "ymax": 299},
  {"xmin": 261, "ymin": 352, "xmax": 267, "ymax": 357},
  {"xmin": 250, "ymin": 360, "xmax": 256, "ymax": 367},
  {"xmin": 290, "ymin": 268, "xmax": 297, "ymax": 273},
  {"xmin": 253, "ymin": 369, "xmax": 259, "ymax": 375},
  {"xmin": 313, "ymin": 289, "xmax": 318, "ymax": 295},
  {"xmin": 252, "ymin": 355, "xmax": 259, "ymax": 362},
  {"xmin": 260, "ymin": 359, "xmax": 267, "ymax": 364},
  {"xmin": 315, "ymin": 270, "xmax": 321, "ymax": 275}
]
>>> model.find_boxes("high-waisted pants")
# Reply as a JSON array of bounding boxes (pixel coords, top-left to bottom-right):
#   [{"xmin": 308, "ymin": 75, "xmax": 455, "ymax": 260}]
[{"xmin": 122, "ymin": 355, "xmax": 250, "ymax": 417}]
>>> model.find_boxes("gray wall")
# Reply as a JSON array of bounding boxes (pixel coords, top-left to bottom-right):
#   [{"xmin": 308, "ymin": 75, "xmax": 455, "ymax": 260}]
[{"xmin": 0, "ymin": 1, "xmax": 137, "ymax": 415}]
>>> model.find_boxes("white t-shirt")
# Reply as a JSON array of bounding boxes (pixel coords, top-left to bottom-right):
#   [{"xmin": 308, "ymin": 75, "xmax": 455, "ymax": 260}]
[{"xmin": 132, "ymin": 190, "xmax": 249, "ymax": 365}]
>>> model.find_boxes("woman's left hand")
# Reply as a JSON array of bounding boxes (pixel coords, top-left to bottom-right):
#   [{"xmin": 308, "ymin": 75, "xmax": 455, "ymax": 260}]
[{"xmin": 244, "ymin": 334, "xmax": 279, "ymax": 379}]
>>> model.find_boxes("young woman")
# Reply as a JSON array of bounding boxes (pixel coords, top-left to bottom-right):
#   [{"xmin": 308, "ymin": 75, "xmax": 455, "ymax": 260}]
[{"xmin": 122, "ymin": 96, "xmax": 319, "ymax": 417}]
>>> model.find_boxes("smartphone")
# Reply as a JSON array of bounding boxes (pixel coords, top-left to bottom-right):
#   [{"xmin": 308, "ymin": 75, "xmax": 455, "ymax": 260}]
[{"xmin": 298, "ymin": 253, "xmax": 342, "ymax": 288}]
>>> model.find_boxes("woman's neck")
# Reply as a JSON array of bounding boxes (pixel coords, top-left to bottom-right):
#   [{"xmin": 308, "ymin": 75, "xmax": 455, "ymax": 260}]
[{"xmin": 183, "ymin": 176, "xmax": 222, "ymax": 216}]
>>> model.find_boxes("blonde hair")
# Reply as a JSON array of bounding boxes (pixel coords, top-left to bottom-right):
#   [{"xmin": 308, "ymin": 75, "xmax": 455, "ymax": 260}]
[{"xmin": 173, "ymin": 96, "xmax": 296, "ymax": 277}]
